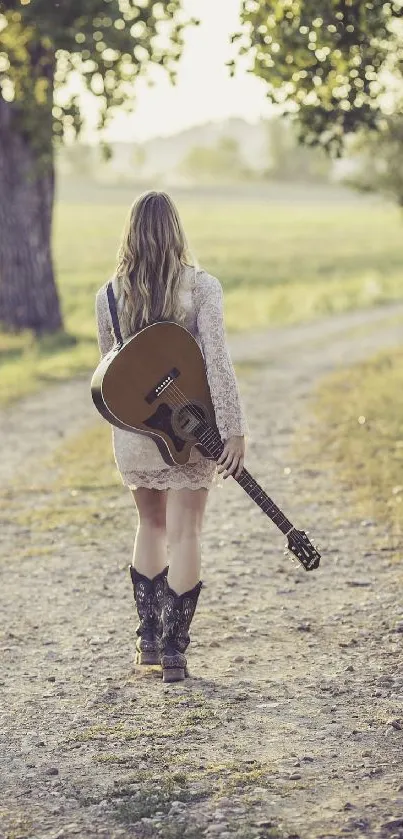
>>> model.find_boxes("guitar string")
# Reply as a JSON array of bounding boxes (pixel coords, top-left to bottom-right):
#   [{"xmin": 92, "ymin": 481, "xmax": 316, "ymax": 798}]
[
  {"xmin": 110, "ymin": 341, "xmax": 315, "ymax": 563},
  {"xmin": 164, "ymin": 380, "xmax": 318, "ymax": 562},
  {"xmin": 109, "ymin": 345, "xmax": 315, "ymax": 561},
  {"xmin": 168, "ymin": 374, "xmax": 316, "ymax": 568},
  {"xmin": 165, "ymin": 379, "xmax": 285, "ymax": 517},
  {"xmin": 159, "ymin": 379, "xmax": 307, "ymax": 546}
]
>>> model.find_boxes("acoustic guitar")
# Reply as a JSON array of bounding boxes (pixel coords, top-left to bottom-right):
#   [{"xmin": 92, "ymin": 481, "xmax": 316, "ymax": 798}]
[{"xmin": 92, "ymin": 297, "xmax": 320, "ymax": 571}]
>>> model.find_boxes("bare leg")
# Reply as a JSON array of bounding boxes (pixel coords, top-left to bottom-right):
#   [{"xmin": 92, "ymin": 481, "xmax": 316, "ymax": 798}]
[
  {"xmin": 130, "ymin": 487, "xmax": 168, "ymax": 578},
  {"xmin": 166, "ymin": 487, "xmax": 209, "ymax": 594}
]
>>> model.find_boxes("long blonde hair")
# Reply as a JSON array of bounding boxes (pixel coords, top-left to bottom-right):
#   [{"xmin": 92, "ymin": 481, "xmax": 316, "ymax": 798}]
[{"xmin": 114, "ymin": 190, "xmax": 197, "ymax": 337}]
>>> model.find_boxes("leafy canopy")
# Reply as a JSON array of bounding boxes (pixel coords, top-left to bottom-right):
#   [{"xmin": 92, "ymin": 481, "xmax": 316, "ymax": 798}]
[
  {"xmin": 231, "ymin": 0, "xmax": 403, "ymax": 154},
  {"xmin": 0, "ymin": 0, "xmax": 196, "ymax": 156}
]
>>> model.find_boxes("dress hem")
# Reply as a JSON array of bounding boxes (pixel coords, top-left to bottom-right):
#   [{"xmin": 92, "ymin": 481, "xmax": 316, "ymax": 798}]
[{"xmin": 127, "ymin": 481, "xmax": 214, "ymax": 491}]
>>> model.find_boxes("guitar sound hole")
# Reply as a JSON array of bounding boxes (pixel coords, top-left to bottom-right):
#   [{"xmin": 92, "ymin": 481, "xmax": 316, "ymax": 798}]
[{"xmin": 143, "ymin": 402, "xmax": 186, "ymax": 451}]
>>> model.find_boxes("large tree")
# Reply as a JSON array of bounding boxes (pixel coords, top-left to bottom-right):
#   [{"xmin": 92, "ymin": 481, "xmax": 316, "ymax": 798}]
[
  {"xmin": 0, "ymin": 1, "xmax": 194, "ymax": 333},
  {"xmin": 230, "ymin": 0, "xmax": 403, "ymax": 155}
]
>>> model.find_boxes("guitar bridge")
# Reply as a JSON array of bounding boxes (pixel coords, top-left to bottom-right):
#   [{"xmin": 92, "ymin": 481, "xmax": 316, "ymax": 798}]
[{"xmin": 145, "ymin": 367, "xmax": 180, "ymax": 404}]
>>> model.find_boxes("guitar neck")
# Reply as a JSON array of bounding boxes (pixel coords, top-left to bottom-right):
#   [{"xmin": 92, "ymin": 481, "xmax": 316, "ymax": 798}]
[{"xmin": 197, "ymin": 424, "xmax": 294, "ymax": 537}]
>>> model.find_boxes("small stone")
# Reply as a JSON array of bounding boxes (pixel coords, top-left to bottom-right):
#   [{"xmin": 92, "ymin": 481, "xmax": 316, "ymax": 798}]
[
  {"xmin": 343, "ymin": 802, "xmax": 354, "ymax": 811},
  {"xmin": 362, "ymin": 750, "xmax": 372, "ymax": 757},
  {"xmin": 382, "ymin": 818, "xmax": 403, "ymax": 830},
  {"xmin": 209, "ymin": 640, "xmax": 220, "ymax": 648},
  {"xmin": 386, "ymin": 719, "xmax": 402, "ymax": 730},
  {"xmin": 234, "ymin": 655, "xmax": 244, "ymax": 663},
  {"xmin": 296, "ymin": 623, "xmax": 311, "ymax": 632},
  {"xmin": 288, "ymin": 772, "xmax": 301, "ymax": 780},
  {"xmin": 45, "ymin": 767, "xmax": 59, "ymax": 776},
  {"xmin": 47, "ymin": 676, "xmax": 56, "ymax": 682}
]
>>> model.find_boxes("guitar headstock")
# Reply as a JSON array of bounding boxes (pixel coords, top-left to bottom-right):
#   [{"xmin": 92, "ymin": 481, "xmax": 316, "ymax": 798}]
[{"xmin": 285, "ymin": 529, "xmax": 321, "ymax": 571}]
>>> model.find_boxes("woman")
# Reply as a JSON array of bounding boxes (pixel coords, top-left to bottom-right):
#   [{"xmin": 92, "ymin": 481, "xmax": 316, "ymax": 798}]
[{"xmin": 95, "ymin": 190, "xmax": 249, "ymax": 683}]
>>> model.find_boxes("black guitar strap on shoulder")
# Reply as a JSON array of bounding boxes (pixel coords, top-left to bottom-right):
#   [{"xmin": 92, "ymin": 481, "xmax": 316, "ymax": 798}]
[{"xmin": 106, "ymin": 280, "xmax": 123, "ymax": 348}]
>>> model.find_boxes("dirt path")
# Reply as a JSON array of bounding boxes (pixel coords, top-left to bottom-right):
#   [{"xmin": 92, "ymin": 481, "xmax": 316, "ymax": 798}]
[{"xmin": 1, "ymin": 303, "xmax": 403, "ymax": 839}]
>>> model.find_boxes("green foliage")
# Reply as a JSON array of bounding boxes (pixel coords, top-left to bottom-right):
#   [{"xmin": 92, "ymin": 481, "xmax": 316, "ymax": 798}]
[
  {"xmin": 265, "ymin": 116, "xmax": 331, "ymax": 181},
  {"xmin": 344, "ymin": 116, "xmax": 403, "ymax": 207},
  {"xmin": 179, "ymin": 136, "xmax": 252, "ymax": 182},
  {"xmin": 305, "ymin": 344, "xmax": 403, "ymax": 537},
  {"xmin": 0, "ymin": 0, "xmax": 197, "ymax": 160},
  {"xmin": 232, "ymin": 0, "xmax": 403, "ymax": 154}
]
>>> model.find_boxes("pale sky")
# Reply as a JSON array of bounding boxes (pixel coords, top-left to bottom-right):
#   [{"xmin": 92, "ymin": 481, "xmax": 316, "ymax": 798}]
[{"xmin": 81, "ymin": 0, "xmax": 273, "ymax": 143}]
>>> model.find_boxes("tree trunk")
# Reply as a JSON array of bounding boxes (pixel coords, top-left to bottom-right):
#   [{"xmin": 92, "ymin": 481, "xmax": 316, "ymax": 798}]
[{"xmin": 0, "ymin": 96, "xmax": 63, "ymax": 334}]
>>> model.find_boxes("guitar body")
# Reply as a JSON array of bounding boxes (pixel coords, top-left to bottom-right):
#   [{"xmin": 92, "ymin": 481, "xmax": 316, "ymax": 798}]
[
  {"xmin": 91, "ymin": 321, "xmax": 219, "ymax": 466},
  {"xmin": 91, "ymin": 319, "xmax": 321, "ymax": 571}
]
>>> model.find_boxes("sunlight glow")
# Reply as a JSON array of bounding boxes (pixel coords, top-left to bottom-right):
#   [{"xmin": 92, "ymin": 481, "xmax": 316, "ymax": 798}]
[{"xmin": 79, "ymin": 0, "xmax": 273, "ymax": 143}]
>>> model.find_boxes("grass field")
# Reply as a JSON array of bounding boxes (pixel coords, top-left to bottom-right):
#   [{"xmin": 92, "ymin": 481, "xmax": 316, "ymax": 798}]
[
  {"xmin": 1, "ymin": 183, "xmax": 403, "ymax": 405},
  {"xmin": 297, "ymin": 345, "xmax": 403, "ymax": 541}
]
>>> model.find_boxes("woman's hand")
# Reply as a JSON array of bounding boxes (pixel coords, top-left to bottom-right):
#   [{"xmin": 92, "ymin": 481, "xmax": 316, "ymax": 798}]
[{"xmin": 217, "ymin": 435, "xmax": 245, "ymax": 480}]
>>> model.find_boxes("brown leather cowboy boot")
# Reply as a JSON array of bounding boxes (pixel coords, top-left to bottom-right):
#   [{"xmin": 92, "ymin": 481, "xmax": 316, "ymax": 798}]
[
  {"xmin": 159, "ymin": 578, "xmax": 203, "ymax": 682},
  {"xmin": 129, "ymin": 565, "xmax": 168, "ymax": 665}
]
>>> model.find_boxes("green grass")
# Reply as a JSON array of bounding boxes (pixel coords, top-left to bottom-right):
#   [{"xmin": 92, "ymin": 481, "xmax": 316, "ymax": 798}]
[
  {"xmin": 1, "ymin": 187, "xmax": 403, "ymax": 405},
  {"xmin": 47, "ymin": 422, "xmax": 121, "ymax": 491},
  {"xmin": 299, "ymin": 346, "xmax": 403, "ymax": 540}
]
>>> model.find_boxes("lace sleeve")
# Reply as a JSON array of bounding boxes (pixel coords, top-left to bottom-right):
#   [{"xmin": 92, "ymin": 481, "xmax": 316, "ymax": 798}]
[
  {"xmin": 196, "ymin": 272, "xmax": 249, "ymax": 442},
  {"xmin": 95, "ymin": 287, "xmax": 114, "ymax": 359}
]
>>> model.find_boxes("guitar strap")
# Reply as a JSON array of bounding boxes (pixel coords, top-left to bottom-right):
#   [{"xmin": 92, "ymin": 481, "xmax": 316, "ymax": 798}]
[{"xmin": 106, "ymin": 280, "xmax": 123, "ymax": 348}]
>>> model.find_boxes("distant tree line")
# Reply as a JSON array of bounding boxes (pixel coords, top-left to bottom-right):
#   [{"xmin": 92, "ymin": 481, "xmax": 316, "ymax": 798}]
[{"xmin": 58, "ymin": 117, "xmax": 332, "ymax": 184}]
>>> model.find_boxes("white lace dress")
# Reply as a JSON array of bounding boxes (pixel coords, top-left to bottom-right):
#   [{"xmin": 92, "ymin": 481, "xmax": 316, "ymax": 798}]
[{"xmin": 95, "ymin": 265, "xmax": 249, "ymax": 490}]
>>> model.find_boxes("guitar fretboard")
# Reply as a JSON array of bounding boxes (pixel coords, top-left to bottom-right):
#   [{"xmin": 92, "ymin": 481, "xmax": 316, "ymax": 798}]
[{"xmin": 197, "ymin": 424, "xmax": 294, "ymax": 536}]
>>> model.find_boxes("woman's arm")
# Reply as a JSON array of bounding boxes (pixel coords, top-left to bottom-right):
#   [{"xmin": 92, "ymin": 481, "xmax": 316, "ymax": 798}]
[
  {"xmin": 95, "ymin": 287, "xmax": 115, "ymax": 359},
  {"xmin": 195, "ymin": 272, "xmax": 249, "ymax": 443}
]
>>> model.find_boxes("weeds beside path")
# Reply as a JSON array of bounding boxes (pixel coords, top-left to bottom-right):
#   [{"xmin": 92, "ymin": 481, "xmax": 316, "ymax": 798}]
[{"xmin": 1, "ymin": 302, "xmax": 403, "ymax": 839}]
